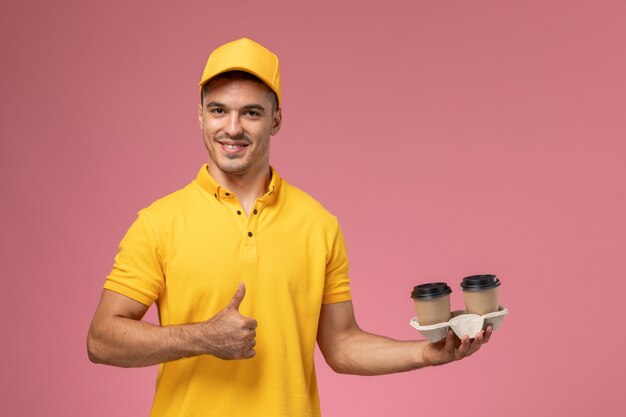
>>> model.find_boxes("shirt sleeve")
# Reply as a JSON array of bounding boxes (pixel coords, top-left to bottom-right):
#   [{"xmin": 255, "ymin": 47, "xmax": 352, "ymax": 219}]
[
  {"xmin": 103, "ymin": 210, "xmax": 164, "ymax": 306},
  {"xmin": 322, "ymin": 220, "xmax": 352, "ymax": 304}
]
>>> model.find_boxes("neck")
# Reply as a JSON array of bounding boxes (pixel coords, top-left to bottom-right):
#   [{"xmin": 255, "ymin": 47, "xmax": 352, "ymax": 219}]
[{"xmin": 207, "ymin": 164, "xmax": 271, "ymax": 215}]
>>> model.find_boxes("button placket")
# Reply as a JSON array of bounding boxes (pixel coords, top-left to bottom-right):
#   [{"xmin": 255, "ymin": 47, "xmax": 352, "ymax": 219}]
[
  {"xmin": 241, "ymin": 204, "xmax": 260, "ymax": 260},
  {"xmin": 217, "ymin": 192, "xmax": 248, "ymax": 233},
  {"xmin": 245, "ymin": 204, "xmax": 261, "ymax": 242}
]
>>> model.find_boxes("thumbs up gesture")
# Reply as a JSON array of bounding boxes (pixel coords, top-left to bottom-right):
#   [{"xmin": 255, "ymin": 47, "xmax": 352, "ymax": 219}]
[{"xmin": 199, "ymin": 282, "xmax": 258, "ymax": 360}]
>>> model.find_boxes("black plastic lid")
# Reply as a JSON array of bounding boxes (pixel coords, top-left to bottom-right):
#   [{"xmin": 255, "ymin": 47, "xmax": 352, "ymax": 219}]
[
  {"xmin": 411, "ymin": 282, "xmax": 452, "ymax": 300},
  {"xmin": 460, "ymin": 274, "xmax": 501, "ymax": 291}
]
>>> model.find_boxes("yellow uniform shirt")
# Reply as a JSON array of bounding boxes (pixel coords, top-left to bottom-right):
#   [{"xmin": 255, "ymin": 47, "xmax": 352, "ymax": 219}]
[{"xmin": 104, "ymin": 165, "xmax": 351, "ymax": 417}]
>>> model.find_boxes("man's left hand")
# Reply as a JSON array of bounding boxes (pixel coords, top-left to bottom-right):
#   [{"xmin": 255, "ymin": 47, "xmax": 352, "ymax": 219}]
[{"xmin": 422, "ymin": 326, "xmax": 493, "ymax": 366}]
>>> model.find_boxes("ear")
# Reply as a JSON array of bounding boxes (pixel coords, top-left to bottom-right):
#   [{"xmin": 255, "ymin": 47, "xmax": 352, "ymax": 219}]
[
  {"xmin": 198, "ymin": 103, "xmax": 203, "ymax": 130},
  {"xmin": 270, "ymin": 108, "xmax": 282, "ymax": 136}
]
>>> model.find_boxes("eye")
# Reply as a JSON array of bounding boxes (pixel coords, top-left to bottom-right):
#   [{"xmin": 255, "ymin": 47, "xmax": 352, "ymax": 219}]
[
  {"xmin": 244, "ymin": 110, "xmax": 260, "ymax": 117},
  {"xmin": 210, "ymin": 108, "xmax": 225, "ymax": 115}
]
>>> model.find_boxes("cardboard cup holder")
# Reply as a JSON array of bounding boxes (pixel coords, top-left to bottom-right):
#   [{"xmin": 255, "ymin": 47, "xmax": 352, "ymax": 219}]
[{"xmin": 409, "ymin": 306, "xmax": 508, "ymax": 342}]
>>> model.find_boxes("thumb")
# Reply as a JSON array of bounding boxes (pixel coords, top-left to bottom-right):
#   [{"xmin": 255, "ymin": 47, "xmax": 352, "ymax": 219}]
[{"xmin": 227, "ymin": 282, "xmax": 246, "ymax": 311}]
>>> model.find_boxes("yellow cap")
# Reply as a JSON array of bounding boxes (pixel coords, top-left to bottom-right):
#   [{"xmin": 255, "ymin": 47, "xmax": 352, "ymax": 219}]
[{"xmin": 199, "ymin": 38, "xmax": 282, "ymax": 105}]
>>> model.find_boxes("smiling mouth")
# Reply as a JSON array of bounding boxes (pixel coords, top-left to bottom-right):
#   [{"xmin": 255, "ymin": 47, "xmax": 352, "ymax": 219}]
[
  {"xmin": 217, "ymin": 141, "xmax": 250, "ymax": 156},
  {"xmin": 222, "ymin": 143, "xmax": 247, "ymax": 150}
]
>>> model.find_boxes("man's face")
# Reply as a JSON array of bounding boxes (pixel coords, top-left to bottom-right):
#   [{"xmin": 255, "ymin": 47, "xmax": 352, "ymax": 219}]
[{"xmin": 198, "ymin": 77, "xmax": 281, "ymax": 180}]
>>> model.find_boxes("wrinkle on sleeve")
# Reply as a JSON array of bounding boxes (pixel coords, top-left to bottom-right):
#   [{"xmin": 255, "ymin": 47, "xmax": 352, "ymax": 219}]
[
  {"xmin": 104, "ymin": 210, "xmax": 164, "ymax": 306},
  {"xmin": 322, "ymin": 219, "xmax": 351, "ymax": 304}
]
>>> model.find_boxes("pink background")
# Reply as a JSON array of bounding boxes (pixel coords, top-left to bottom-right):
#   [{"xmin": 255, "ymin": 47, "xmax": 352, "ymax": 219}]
[{"xmin": 1, "ymin": 1, "xmax": 625, "ymax": 416}]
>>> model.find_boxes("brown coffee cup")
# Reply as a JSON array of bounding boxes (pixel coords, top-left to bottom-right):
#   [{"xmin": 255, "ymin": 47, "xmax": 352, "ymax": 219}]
[
  {"xmin": 411, "ymin": 282, "xmax": 452, "ymax": 325},
  {"xmin": 460, "ymin": 274, "xmax": 501, "ymax": 315}
]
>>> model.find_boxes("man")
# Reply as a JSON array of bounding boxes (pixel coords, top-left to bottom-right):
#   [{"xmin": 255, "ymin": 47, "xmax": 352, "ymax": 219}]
[{"xmin": 87, "ymin": 38, "xmax": 492, "ymax": 417}]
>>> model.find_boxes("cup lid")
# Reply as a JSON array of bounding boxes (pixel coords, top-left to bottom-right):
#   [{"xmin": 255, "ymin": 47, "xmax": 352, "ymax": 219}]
[
  {"xmin": 411, "ymin": 282, "xmax": 452, "ymax": 300},
  {"xmin": 460, "ymin": 274, "xmax": 501, "ymax": 291}
]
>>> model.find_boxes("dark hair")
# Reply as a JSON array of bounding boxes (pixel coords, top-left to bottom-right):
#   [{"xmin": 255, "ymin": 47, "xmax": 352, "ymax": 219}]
[{"xmin": 200, "ymin": 70, "xmax": 278, "ymax": 111}]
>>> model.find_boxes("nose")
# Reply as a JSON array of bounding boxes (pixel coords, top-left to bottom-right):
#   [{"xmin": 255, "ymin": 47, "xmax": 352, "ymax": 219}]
[{"xmin": 223, "ymin": 113, "xmax": 244, "ymax": 138}]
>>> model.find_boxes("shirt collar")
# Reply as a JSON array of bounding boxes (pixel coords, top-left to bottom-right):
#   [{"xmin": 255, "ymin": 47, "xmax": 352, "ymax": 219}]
[{"xmin": 195, "ymin": 164, "xmax": 281, "ymax": 202}]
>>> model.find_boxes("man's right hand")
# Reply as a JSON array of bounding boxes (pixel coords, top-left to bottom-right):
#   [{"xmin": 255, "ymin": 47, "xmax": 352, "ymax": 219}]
[
  {"xmin": 87, "ymin": 282, "xmax": 258, "ymax": 367},
  {"xmin": 197, "ymin": 282, "xmax": 258, "ymax": 360}
]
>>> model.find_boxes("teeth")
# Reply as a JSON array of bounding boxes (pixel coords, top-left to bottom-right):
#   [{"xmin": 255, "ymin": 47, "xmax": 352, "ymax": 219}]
[{"xmin": 224, "ymin": 144, "xmax": 242, "ymax": 150}]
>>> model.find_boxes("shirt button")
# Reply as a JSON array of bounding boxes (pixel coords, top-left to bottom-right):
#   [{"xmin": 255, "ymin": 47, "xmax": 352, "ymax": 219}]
[
  {"xmin": 225, "ymin": 192, "xmax": 230, "ymax": 196},
  {"xmin": 237, "ymin": 210, "xmax": 241, "ymax": 215},
  {"xmin": 253, "ymin": 209, "xmax": 258, "ymax": 215},
  {"xmin": 248, "ymin": 232, "xmax": 253, "ymax": 237}
]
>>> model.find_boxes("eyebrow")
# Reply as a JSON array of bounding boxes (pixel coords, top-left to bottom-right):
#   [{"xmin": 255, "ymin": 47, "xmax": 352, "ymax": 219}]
[
  {"xmin": 205, "ymin": 101, "xmax": 267, "ymax": 112},
  {"xmin": 242, "ymin": 104, "xmax": 267, "ymax": 112},
  {"xmin": 204, "ymin": 101, "xmax": 224, "ymax": 108}
]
